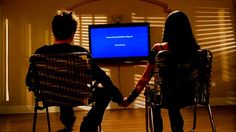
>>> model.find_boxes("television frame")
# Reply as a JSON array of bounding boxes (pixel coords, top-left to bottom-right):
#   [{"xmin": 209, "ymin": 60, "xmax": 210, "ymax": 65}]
[{"xmin": 88, "ymin": 22, "xmax": 150, "ymax": 63}]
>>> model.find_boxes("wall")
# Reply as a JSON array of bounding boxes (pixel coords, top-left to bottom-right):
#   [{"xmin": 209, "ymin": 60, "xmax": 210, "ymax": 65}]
[
  {"xmin": 0, "ymin": 0, "xmax": 235, "ymax": 114},
  {"xmin": 0, "ymin": 0, "xmax": 82, "ymax": 113}
]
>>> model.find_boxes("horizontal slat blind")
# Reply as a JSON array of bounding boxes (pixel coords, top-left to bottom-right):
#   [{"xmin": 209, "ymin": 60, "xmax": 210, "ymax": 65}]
[
  {"xmin": 195, "ymin": 6, "xmax": 236, "ymax": 83},
  {"xmin": 195, "ymin": 7, "xmax": 236, "ymax": 55},
  {"xmin": 73, "ymin": 14, "xmax": 108, "ymax": 50}
]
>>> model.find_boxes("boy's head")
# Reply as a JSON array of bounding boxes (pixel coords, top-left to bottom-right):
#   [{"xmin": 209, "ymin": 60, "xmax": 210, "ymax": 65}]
[{"xmin": 52, "ymin": 10, "xmax": 77, "ymax": 40}]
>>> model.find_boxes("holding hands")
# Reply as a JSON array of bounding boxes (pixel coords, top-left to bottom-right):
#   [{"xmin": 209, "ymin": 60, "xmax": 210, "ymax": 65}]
[
  {"xmin": 119, "ymin": 89, "xmax": 141, "ymax": 107},
  {"xmin": 119, "ymin": 97, "xmax": 131, "ymax": 107}
]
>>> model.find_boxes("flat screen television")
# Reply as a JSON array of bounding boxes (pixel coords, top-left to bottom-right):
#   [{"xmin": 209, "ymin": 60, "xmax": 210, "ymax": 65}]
[{"xmin": 89, "ymin": 22, "xmax": 150, "ymax": 62}]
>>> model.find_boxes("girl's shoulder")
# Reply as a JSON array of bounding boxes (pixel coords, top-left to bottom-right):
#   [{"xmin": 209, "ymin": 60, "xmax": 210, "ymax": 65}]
[{"xmin": 152, "ymin": 42, "xmax": 169, "ymax": 51}]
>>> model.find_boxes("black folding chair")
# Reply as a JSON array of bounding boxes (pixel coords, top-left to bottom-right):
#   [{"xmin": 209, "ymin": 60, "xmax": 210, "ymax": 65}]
[
  {"xmin": 28, "ymin": 52, "xmax": 101, "ymax": 132},
  {"xmin": 145, "ymin": 49, "xmax": 216, "ymax": 132}
]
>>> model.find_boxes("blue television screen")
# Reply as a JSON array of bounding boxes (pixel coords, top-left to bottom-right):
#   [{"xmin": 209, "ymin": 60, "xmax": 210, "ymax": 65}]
[{"xmin": 89, "ymin": 23, "xmax": 150, "ymax": 62}]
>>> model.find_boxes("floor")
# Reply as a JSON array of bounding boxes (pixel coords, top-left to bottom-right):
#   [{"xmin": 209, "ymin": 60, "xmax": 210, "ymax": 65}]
[{"xmin": 0, "ymin": 105, "xmax": 235, "ymax": 132}]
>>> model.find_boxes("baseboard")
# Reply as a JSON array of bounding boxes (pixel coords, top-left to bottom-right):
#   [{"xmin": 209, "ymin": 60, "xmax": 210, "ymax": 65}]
[
  {"xmin": 0, "ymin": 97, "xmax": 235, "ymax": 114},
  {"xmin": 210, "ymin": 96, "xmax": 236, "ymax": 105},
  {"xmin": 0, "ymin": 105, "xmax": 34, "ymax": 114},
  {"xmin": 0, "ymin": 102, "xmax": 123, "ymax": 114}
]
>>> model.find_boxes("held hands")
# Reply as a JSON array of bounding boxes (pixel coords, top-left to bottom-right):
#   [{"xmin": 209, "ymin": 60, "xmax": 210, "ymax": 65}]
[
  {"xmin": 119, "ymin": 97, "xmax": 131, "ymax": 107},
  {"xmin": 119, "ymin": 89, "xmax": 141, "ymax": 107}
]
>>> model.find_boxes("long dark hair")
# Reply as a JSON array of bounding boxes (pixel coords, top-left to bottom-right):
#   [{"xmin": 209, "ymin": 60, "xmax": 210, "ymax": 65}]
[{"xmin": 162, "ymin": 11, "xmax": 200, "ymax": 58}]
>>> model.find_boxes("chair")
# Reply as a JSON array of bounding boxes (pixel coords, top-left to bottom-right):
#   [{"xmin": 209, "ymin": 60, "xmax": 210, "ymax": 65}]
[
  {"xmin": 28, "ymin": 52, "xmax": 101, "ymax": 132},
  {"xmin": 145, "ymin": 49, "xmax": 216, "ymax": 132}
]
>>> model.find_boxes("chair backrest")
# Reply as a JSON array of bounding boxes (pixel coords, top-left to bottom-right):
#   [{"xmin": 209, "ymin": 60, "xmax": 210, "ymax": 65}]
[
  {"xmin": 29, "ymin": 52, "xmax": 93, "ymax": 107},
  {"xmin": 154, "ymin": 49, "xmax": 213, "ymax": 107}
]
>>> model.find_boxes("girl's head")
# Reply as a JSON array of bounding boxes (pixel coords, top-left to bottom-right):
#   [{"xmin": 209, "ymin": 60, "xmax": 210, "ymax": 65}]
[{"xmin": 162, "ymin": 11, "xmax": 200, "ymax": 57}]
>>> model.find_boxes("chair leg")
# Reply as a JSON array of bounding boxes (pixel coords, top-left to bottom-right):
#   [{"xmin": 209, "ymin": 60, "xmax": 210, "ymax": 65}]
[
  {"xmin": 145, "ymin": 103, "xmax": 149, "ymax": 132},
  {"xmin": 45, "ymin": 107, "xmax": 51, "ymax": 132},
  {"xmin": 149, "ymin": 106, "xmax": 155, "ymax": 132},
  {"xmin": 32, "ymin": 107, "xmax": 38, "ymax": 132},
  {"xmin": 207, "ymin": 104, "xmax": 217, "ymax": 132},
  {"xmin": 190, "ymin": 103, "xmax": 197, "ymax": 132},
  {"xmin": 98, "ymin": 124, "xmax": 102, "ymax": 132},
  {"xmin": 145, "ymin": 105, "xmax": 154, "ymax": 132}
]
